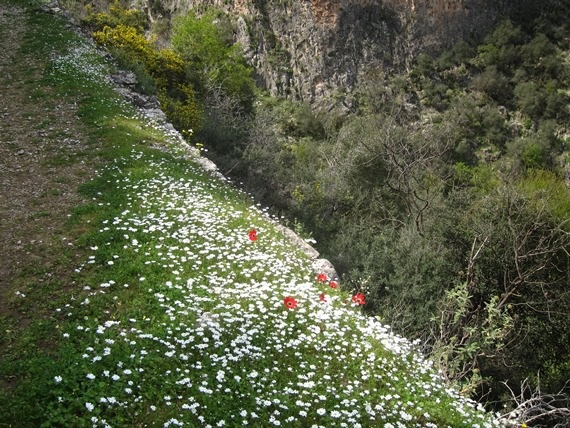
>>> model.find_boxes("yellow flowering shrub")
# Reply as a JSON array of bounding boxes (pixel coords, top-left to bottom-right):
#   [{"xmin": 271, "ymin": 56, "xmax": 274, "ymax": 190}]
[
  {"xmin": 93, "ymin": 25, "xmax": 185, "ymax": 91},
  {"xmin": 90, "ymin": 5, "xmax": 205, "ymax": 139},
  {"xmin": 159, "ymin": 84, "xmax": 204, "ymax": 133},
  {"xmin": 93, "ymin": 25, "xmax": 153, "ymax": 64},
  {"xmin": 83, "ymin": 2, "xmax": 148, "ymax": 33},
  {"xmin": 147, "ymin": 49, "xmax": 185, "ymax": 88}
]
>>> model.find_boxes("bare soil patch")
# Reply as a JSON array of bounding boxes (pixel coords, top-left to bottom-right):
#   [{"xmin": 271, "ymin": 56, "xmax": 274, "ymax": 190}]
[{"xmin": 0, "ymin": 3, "xmax": 95, "ymax": 333}]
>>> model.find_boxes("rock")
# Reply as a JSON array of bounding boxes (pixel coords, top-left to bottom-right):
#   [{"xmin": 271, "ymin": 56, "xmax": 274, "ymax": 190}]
[
  {"xmin": 110, "ymin": 71, "xmax": 137, "ymax": 87},
  {"xmin": 114, "ymin": 87, "xmax": 159, "ymax": 109},
  {"xmin": 154, "ymin": 0, "xmax": 517, "ymax": 108},
  {"xmin": 141, "ymin": 108, "xmax": 167, "ymax": 122},
  {"xmin": 312, "ymin": 258, "xmax": 338, "ymax": 281},
  {"xmin": 275, "ymin": 224, "xmax": 320, "ymax": 260}
]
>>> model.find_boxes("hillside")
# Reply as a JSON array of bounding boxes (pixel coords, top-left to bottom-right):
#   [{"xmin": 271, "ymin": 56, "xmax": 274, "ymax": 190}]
[
  {"xmin": 0, "ymin": 0, "xmax": 506, "ymax": 426},
  {"xmin": 12, "ymin": 0, "xmax": 568, "ymax": 423},
  {"xmin": 131, "ymin": 0, "xmax": 561, "ymax": 105}
]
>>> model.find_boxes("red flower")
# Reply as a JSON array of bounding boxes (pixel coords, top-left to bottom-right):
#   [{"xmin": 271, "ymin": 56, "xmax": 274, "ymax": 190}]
[
  {"xmin": 248, "ymin": 229, "xmax": 258, "ymax": 241},
  {"xmin": 319, "ymin": 293, "xmax": 328, "ymax": 302},
  {"xmin": 351, "ymin": 292, "xmax": 366, "ymax": 305},
  {"xmin": 328, "ymin": 280, "xmax": 338, "ymax": 289},
  {"xmin": 317, "ymin": 273, "xmax": 328, "ymax": 283},
  {"xmin": 284, "ymin": 296, "xmax": 298, "ymax": 310}
]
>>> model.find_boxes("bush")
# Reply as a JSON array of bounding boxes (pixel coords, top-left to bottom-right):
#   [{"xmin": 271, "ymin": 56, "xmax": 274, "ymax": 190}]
[
  {"xmin": 92, "ymin": 20, "xmax": 204, "ymax": 133},
  {"xmin": 83, "ymin": 1, "xmax": 148, "ymax": 33},
  {"xmin": 159, "ymin": 84, "xmax": 204, "ymax": 133},
  {"xmin": 519, "ymin": 33, "xmax": 556, "ymax": 66},
  {"xmin": 519, "ymin": 170, "xmax": 570, "ymax": 229},
  {"xmin": 470, "ymin": 66, "xmax": 512, "ymax": 105},
  {"xmin": 92, "ymin": 24, "xmax": 186, "ymax": 95},
  {"xmin": 484, "ymin": 20, "xmax": 525, "ymax": 49},
  {"xmin": 171, "ymin": 9, "xmax": 255, "ymax": 109},
  {"xmin": 513, "ymin": 80, "xmax": 547, "ymax": 121}
]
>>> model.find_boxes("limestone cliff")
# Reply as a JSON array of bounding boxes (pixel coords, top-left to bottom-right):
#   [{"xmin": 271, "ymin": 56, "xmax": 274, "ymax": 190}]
[{"xmin": 146, "ymin": 0, "xmax": 538, "ymax": 104}]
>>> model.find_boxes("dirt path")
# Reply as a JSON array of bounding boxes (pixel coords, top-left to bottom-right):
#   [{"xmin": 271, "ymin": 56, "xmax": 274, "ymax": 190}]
[{"xmin": 0, "ymin": 2, "xmax": 95, "ymax": 323}]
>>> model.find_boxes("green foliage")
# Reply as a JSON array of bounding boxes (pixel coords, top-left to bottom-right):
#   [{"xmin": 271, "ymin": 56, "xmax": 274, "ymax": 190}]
[
  {"xmin": 452, "ymin": 163, "xmax": 499, "ymax": 191},
  {"xmin": 519, "ymin": 170, "xmax": 570, "ymax": 229},
  {"xmin": 171, "ymin": 9, "xmax": 255, "ymax": 109},
  {"xmin": 506, "ymin": 120, "xmax": 562, "ymax": 171},
  {"xmin": 520, "ymin": 33, "xmax": 556, "ymax": 65},
  {"xmin": 452, "ymin": 183, "xmax": 570, "ymax": 396},
  {"xmin": 470, "ymin": 65, "xmax": 512, "ymax": 104},
  {"xmin": 347, "ymin": 225, "xmax": 460, "ymax": 334},
  {"xmin": 484, "ymin": 20, "xmax": 526, "ymax": 48},
  {"xmin": 271, "ymin": 99, "xmax": 325, "ymax": 139},
  {"xmin": 90, "ymin": 6, "xmax": 206, "ymax": 134},
  {"xmin": 450, "ymin": 40, "xmax": 476, "ymax": 64},
  {"xmin": 158, "ymin": 83, "xmax": 204, "ymax": 132},
  {"xmin": 238, "ymin": 98, "xmax": 327, "ymax": 218},
  {"xmin": 514, "ymin": 80, "xmax": 547, "ymax": 120},
  {"xmin": 422, "ymin": 81, "xmax": 450, "ymax": 109},
  {"xmin": 412, "ymin": 53, "xmax": 434, "ymax": 77},
  {"xmin": 430, "ymin": 282, "xmax": 514, "ymax": 396},
  {"xmin": 93, "ymin": 24, "xmax": 185, "ymax": 84}
]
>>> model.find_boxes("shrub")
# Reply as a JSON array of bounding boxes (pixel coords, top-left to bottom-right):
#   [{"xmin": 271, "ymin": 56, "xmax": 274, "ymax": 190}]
[
  {"xmin": 521, "ymin": 141, "xmax": 548, "ymax": 169},
  {"xmin": 470, "ymin": 66, "xmax": 512, "ymax": 105},
  {"xmin": 411, "ymin": 53, "xmax": 434, "ymax": 78},
  {"xmin": 159, "ymin": 84, "xmax": 204, "ymax": 133},
  {"xmin": 93, "ymin": 24, "xmax": 184, "ymax": 86},
  {"xmin": 484, "ymin": 20, "xmax": 525, "ymax": 50},
  {"xmin": 171, "ymin": 9, "xmax": 255, "ymax": 109},
  {"xmin": 519, "ymin": 33, "xmax": 556, "ymax": 66},
  {"xmin": 92, "ymin": 21, "xmax": 203, "ymax": 132},
  {"xmin": 83, "ymin": 1, "xmax": 148, "ymax": 33},
  {"xmin": 519, "ymin": 170, "xmax": 570, "ymax": 229},
  {"xmin": 513, "ymin": 80, "xmax": 547, "ymax": 121}
]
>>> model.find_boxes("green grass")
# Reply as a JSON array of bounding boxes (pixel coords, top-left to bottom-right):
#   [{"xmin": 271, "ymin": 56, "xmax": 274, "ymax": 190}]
[{"xmin": 0, "ymin": 1, "xmax": 502, "ymax": 427}]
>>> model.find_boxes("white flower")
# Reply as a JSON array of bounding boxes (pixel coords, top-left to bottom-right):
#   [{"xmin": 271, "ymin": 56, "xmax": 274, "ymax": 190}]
[
  {"xmin": 85, "ymin": 402, "xmax": 94, "ymax": 412},
  {"xmin": 54, "ymin": 376, "xmax": 62, "ymax": 383},
  {"xmin": 86, "ymin": 373, "xmax": 95, "ymax": 380},
  {"xmin": 316, "ymin": 408, "xmax": 326, "ymax": 415}
]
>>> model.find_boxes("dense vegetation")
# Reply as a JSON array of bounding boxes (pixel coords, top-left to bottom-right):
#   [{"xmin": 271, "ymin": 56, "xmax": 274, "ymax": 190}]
[{"xmin": 71, "ymin": 0, "xmax": 569, "ymax": 418}]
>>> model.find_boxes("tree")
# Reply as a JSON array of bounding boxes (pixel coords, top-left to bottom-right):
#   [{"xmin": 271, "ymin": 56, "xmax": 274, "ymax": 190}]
[{"xmin": 171, "ymin": 9, "xmax": 255, "ymax": 109}]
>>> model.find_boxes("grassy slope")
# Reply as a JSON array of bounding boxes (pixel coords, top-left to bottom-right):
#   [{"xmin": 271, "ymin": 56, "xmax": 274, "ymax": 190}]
[{"xmin": 0, "ymin": 0, "xmax": 500, "ymax": 427}]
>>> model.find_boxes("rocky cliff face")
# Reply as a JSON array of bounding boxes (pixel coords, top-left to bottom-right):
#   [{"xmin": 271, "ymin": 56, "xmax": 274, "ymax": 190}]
[{"xmin": 149, "ymin": 0, "xmax": 529, "ymax": 105}]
